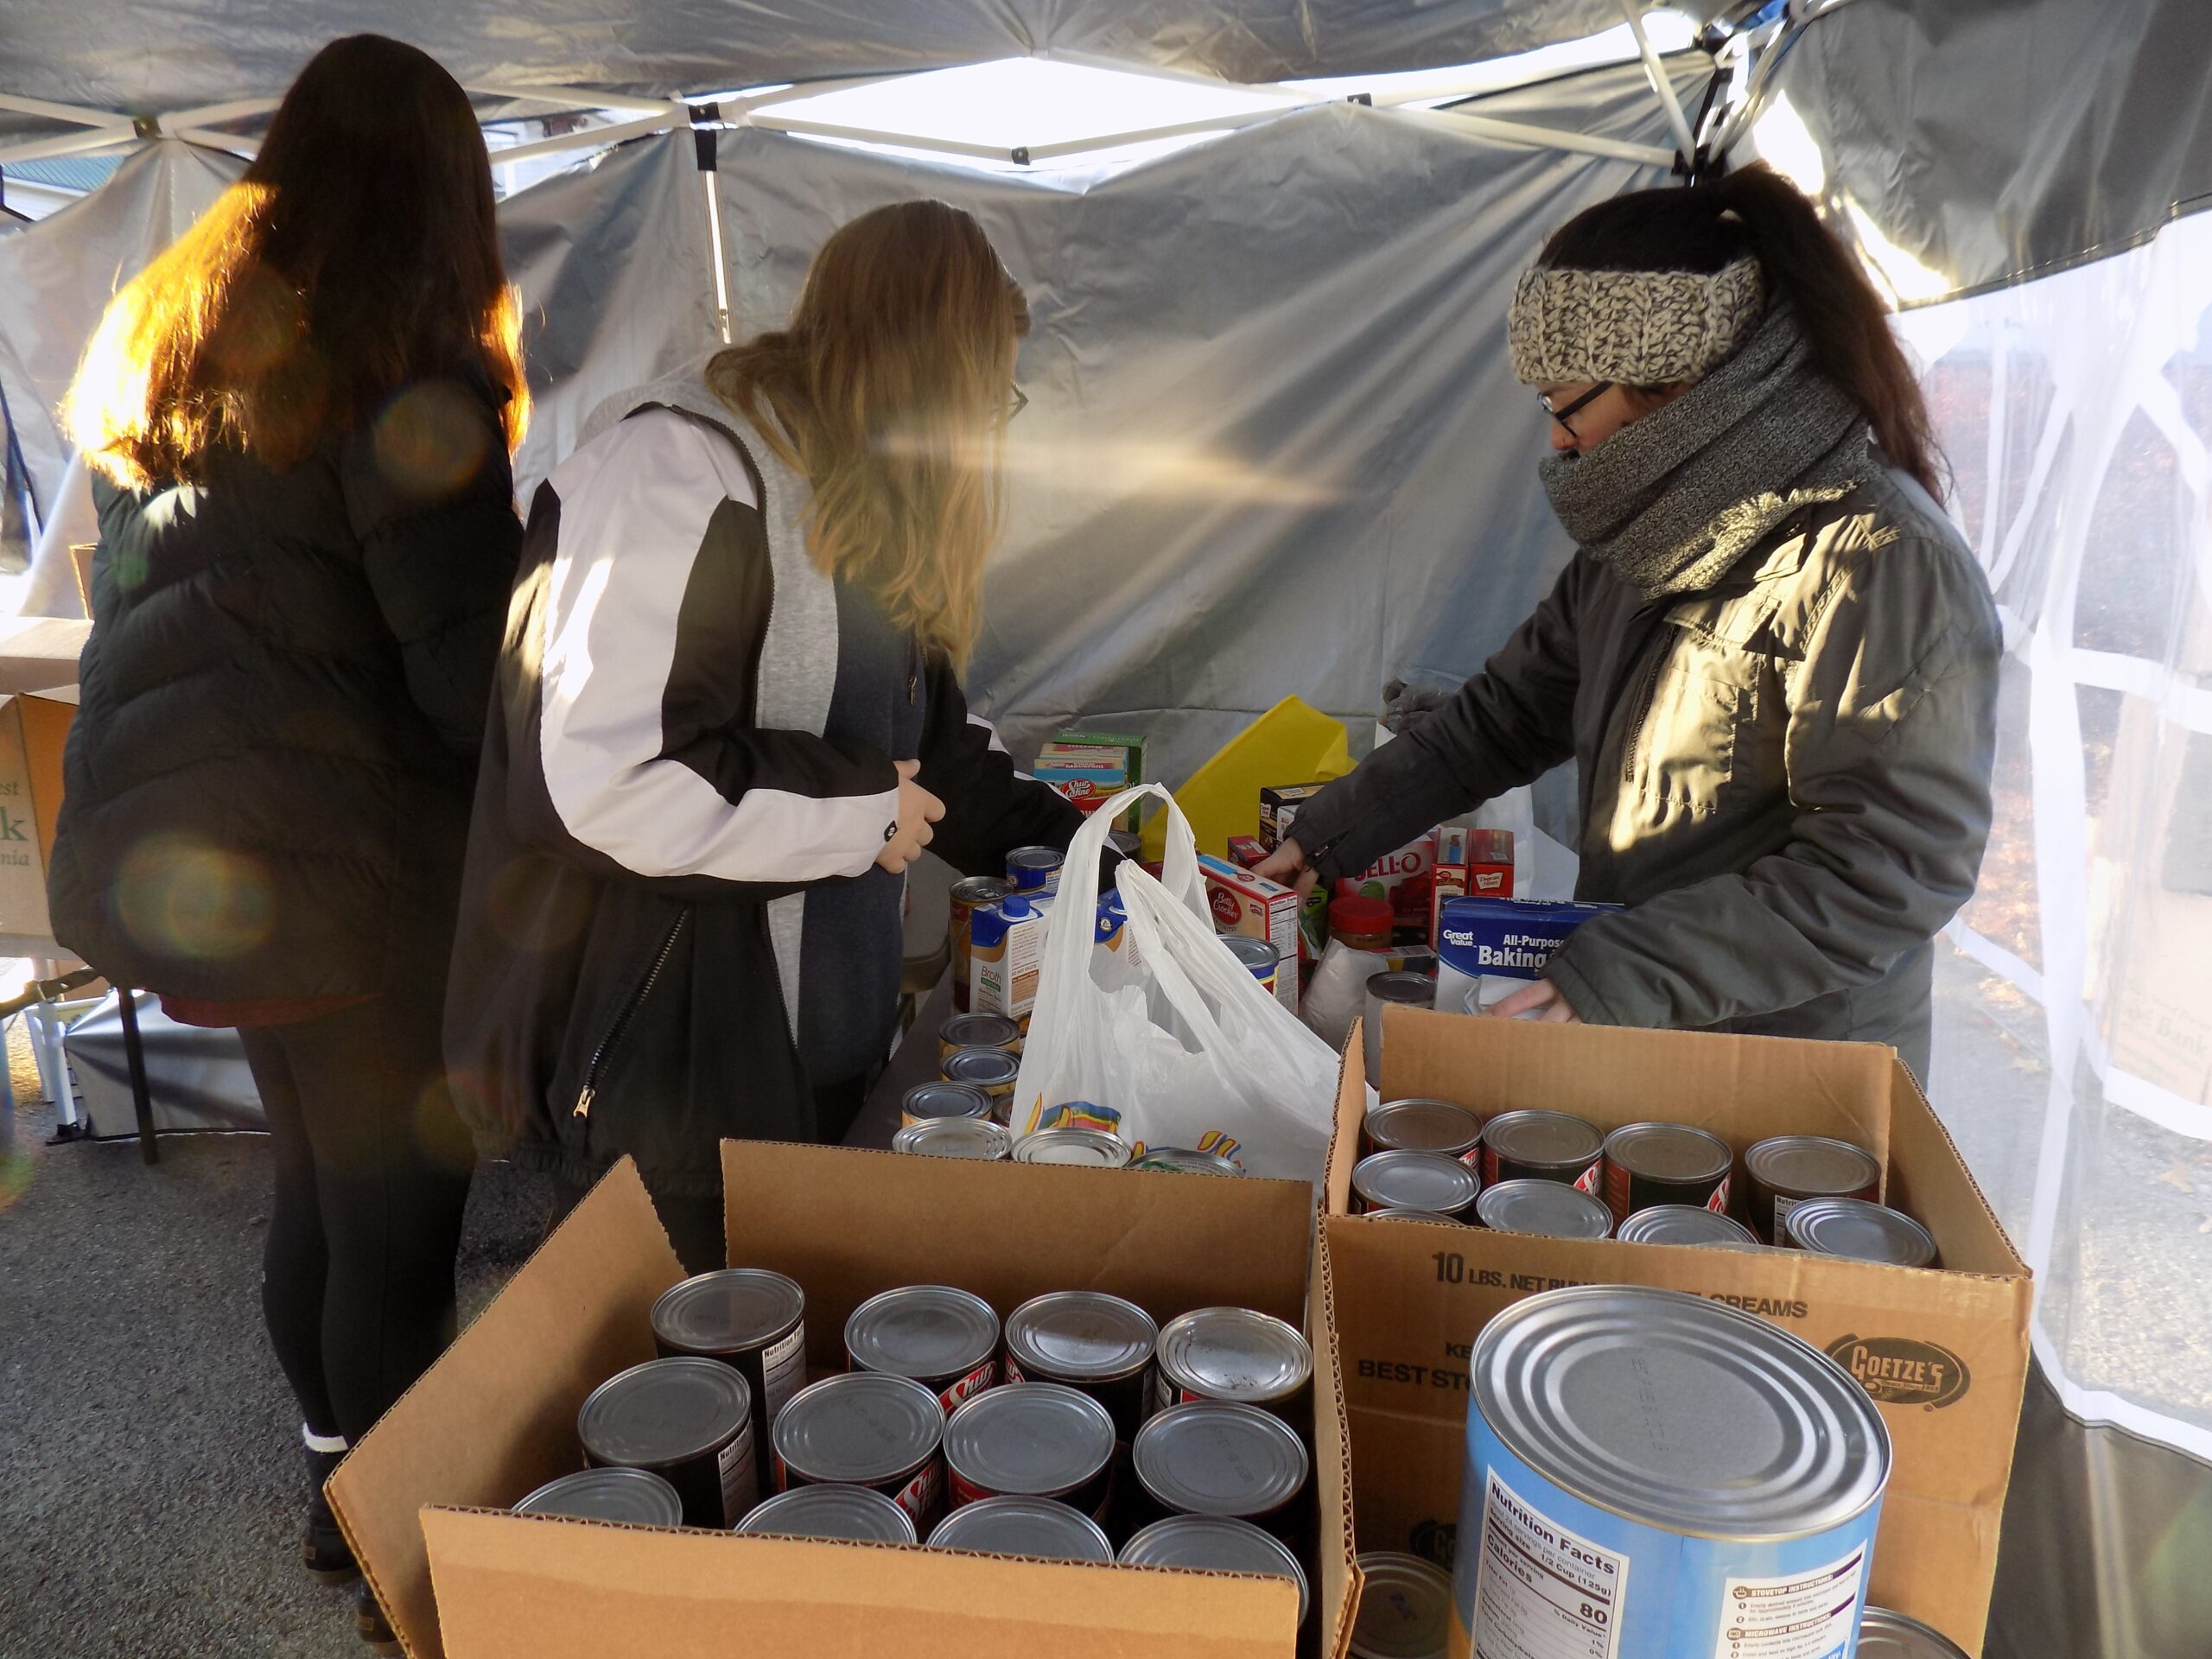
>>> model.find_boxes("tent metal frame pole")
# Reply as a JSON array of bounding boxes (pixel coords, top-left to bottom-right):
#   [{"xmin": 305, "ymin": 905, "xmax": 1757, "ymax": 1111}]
[
  {"xmin": 0, "ymin": 92, "xmax": 134, "ymax": 130},
  {"xmin": 1415, "ymin": 106, "xmax": 1675, "ymax": 168},
  {"xmin": 488, "ymin": 106, "xmax": 689, "ymax": 168},
  {"xmin": 742, "ymin": 112, "xmax": 1014, "ymax": 163},
  {"xmin": 1712, "ymin": 20, "xmax": 1796, "ymax": 160},
  {"xmin": 0, "ymin": 126, "xmax": 140, "ymax": 167},
  {"xmin": 468, "ymin": 83, "xmax": 687, "ymax": 119},
  {"xmin": 1618, "ymin": 0, "xmax": 1700, "ymax": 166}
]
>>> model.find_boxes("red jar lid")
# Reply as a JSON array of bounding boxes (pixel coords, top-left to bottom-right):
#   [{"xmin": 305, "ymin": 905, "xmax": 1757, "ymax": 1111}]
[{"xmin": 1330, "ymin": 894, "xmax": 1394, "ymax": 934}]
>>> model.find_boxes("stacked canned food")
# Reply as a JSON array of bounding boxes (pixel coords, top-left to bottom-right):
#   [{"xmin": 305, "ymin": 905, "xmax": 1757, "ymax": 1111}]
[
  {"xmin": 508, "ymin": 1268, "xmax": 1325, "ymax": 1629},
  {"xmin": 1351, "ymin": 1096, "xmax": 1939, "ymax": 1261}
]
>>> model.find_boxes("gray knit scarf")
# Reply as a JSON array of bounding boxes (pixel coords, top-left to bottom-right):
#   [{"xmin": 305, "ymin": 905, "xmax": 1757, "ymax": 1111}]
[{"xmin": 1538, "ymin": 302, "xmax": 1877, "ymax": 598}]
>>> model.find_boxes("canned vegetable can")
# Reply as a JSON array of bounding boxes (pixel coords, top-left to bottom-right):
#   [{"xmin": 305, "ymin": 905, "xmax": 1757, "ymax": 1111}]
[
  {"xmin": 1352, "ymin": 1149, "xmax": 1481, "ymax": 1219},
  {"xmin": 1859, "ymin": 1606, "xmax": 1972, "ymax": 1658},
  {"xmin": 1013, "ymin": 1128, "xmax": 1132, "ymax": 1166},
  {"xmin": 1472, "ymin": 1178, "xmax": 1613, "ymax": 1240},
  {"xmin": 1363, "ymin": 971, "xmax": 1437, "ymax": 1088},
  {"xmin": 1002, "ymin": 1289, "xmax": 1158, "ymax": 1444},
  {"xmin": 845, "ymin": 1283, "xmax": 1002, "ymax": 1411},
  {"xmin": 1745, "ymin": 1135, "xmax": 1883, "ymax": 1244},
  {"xmin": 649, "ymin": 1268, "xmax": 806, "ymax": 1473},
  {"xmin": 772, "ymin": 1370, "xmax": 946, "ymax": 1530},
  {"xmin": 892, "ymin": 1117, "xmax": 1012, "ymax": 1160},
  {"xmin": 928, "ymin": 1494, "xmax": 1116, "ymax": 1562},
  {"xmin": 1362, "ymin": 1097, "xmax": 1483, "ymax": 1164},
  {"xmin": 1223, "ymin": 932, "xmax": 1281, "ymax": 995},
  {"xmin": 940, "ymin": 1046, "xmax": 1020, "ymax": 1122},
  {"xmin": 1600, "ymin": 1121, "xmax": 1734, "ymax": 1224},
  {"xmin": 512, "ymin": 1466, "xmax": 685, "ymax": 1528},
  {"xmin": 578, "ymin": 1357, "xmax": 757, "ymax": 1529},
  {"xmin": 1353, "ymin": 1550, "xmax": 1454, "ymax": 1659},
  {"xmin": 1613, "ymin": 1205, "xmax": 1760, "ymax": 1248},
  {"xmin": 1006, "ymin": 844, "xmax": 1064, "ymax": 896},
  {"xmin": 1784, "ymin": 1196, "xmax": 1939, "ymax": 1267},
  {"xmin": 900, "ymin": 1080, "xmax": 994, "ymax": 1128},
  {"xmin": 944, "ymin": 1382, "xmax": 1116, "ymax": 1518},
  {"xmin": 1121, "ymin": 1515, "xmax": 1311, "ymax": 1627},
  {"xmin": 1478, "ymin": 1109, "xmax": 1605, "ymax": 1192},
  {"xmin": 1132, "ymin": 1401, "xmax": 1310, "ymax": 1535},
  {"xmin": 1154, "ymin": 1306, "xmax": 1313, "ymax": 1419},
  {"xmin": 1129, "ymin": 1147, "xmax": 1243, "ymax": 1175},
  {"xmin": 1453, "ymin": 1284, "xmax": 1889, "ymax": 1659},
  {"xmin": 736, "ymin": 1481, "xmax": 919, "ymax": 1543},
  {"xmin": 1366, "ymin": 1207, "xmax": 1467, "ymax": 1225},
  {"xmin": 938, "ymin": 1011, "xmax": 1022, "ymax": 1062}
]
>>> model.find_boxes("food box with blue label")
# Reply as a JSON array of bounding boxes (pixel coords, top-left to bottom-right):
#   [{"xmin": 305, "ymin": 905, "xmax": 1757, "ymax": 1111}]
[
  {"xmin": 1321, "ymin": 1007, "xmax": 2031, "ymax": 1656},
  {"xmin": 330, "ymin": 1138, "xmax": 1363, "ymax": 1659}
]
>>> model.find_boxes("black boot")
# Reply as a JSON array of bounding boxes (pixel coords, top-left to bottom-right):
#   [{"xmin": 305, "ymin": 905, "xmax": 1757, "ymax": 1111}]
[
  {"xmin": 356, "ymin": 1584, "xmax": 400, "ymax": 1655},
  {"xmin": 303, "ymin": 1443, "xmax": 359, "ymax": 1586}
]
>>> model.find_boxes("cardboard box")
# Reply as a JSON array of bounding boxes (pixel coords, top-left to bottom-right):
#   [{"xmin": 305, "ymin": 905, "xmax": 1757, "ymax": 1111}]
[
  {"xmin": 1259, "ymin": 783, "xmax": 1330, "ymax": 853},
  {"xmin": 331, "ymin": 1141, "xmax": 1362, "ymax": 1659},
  {"xmin": 1035, "ymin": 730, "xmax": 1146, "ymax": 832},
  {"xmin": 1199, "ymin": 852, "xmax": 1301, "ymax": 1013},
  {"xmin": 1325, "ymin": 1008, "xmax": 2031, "ymax": 1656},
  {"xmin": 0, "ymin": 693, "xmax": 73, "ymax": 947}
]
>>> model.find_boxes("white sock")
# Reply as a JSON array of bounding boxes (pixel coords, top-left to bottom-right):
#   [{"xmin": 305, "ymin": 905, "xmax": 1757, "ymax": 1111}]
[{"xmin": 302, "ymin": 1425, "xmax": 349, "ymax": 1456}]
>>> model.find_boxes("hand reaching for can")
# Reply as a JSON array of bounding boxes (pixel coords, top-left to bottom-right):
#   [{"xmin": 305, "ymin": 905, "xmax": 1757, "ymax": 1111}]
[
  {"xmin": 1252, "ymin": 838, "xmax": 1319, "ymax": 898},
  {"xmin": 1485, "ymin": 977, "xmax": 1581, "ymax": 1023},
  {"xmin": 877, "ymin": 760, "xmax": 945, "ymax": 874}
]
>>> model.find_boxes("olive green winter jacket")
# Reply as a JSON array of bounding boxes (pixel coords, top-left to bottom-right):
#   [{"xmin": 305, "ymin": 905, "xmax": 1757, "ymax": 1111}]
[{"xmin": 1287, "ymin": 466, "xmax": 2000, "ymax": 1077}]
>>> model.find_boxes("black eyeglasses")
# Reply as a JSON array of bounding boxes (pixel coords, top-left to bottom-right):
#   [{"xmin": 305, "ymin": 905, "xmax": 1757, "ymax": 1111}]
[{"xmin": 1539, "ymin": 382, "xmax": 1612, "ymax": 436}]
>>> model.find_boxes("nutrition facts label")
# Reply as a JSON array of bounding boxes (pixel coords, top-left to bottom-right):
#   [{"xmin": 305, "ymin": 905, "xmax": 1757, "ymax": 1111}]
[
  {"xmin": 1711, "ymin": 1548, "xmax": 1866, "ymax": 1659},
  {"xmin": 718, "ymin": 1423, "xmax": 758, "ymax": 1524},
  {"xmin": 759, "ymin": 1324, "xmax": 807, "ymax": 1425},
  {"xmin": 1473, "ymin": 1471, "xmax": 1626, "ymax": 1659}
]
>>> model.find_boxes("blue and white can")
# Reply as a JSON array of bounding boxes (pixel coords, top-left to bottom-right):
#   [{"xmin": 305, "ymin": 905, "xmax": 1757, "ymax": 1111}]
[{"xmin": 1452, "ymin": 1285, "xmax": 1889, "ymax": 1659}]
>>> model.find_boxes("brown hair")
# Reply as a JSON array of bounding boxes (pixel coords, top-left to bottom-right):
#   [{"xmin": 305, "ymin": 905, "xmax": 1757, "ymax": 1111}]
[
  {"xmin": 1540, "ymin": 163, "xmax": 1942, "ymax": 498},
  {"xmin": 67, "ymin": 35, "xmax": 526, "ymax": 491},
  {"xmin": 706, "ymin": 200, "xmax": 1027, "ymax": 665}
]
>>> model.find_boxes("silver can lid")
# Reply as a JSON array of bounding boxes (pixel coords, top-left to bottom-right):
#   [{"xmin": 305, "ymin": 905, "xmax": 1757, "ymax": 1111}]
[
  {"xmin": 1130, "ymin": 1147, "xmax": 1243, "ymax": 1175},
  {"xmin": 950, "ymin": 876, "xmax": 1012, "ymax": 906},
  {"xmin": 1351, "ymin": 1551, "xmax": 1455, "ymax": 1659},
  {"xmin": 651, "ymin": 1268, "xmax": 803, "ymax": 1357},
  {"xmin": 1156, "ymin": 1306, "xmax": 1313, "ymax": 1403},
  {"xmin": 1120, "ymin": 1515, "xmax": 1309, "ymax": 1624},
  {"xmin": 1007, "ymin": 845, "xmax": 1064, "ymax": 873},
  {"xmin": 944, "ymin": 1382, "xmax": 1114, "ymax": 1497},
  {"xmin": 1013, "ymin": 1128, "xmax": 1132, "ymax": 1166},
  {"xmin": 1223, "ymin": 934, "xmax": 1281, "ymax": 972},
  {"xmin": 1475, "ymin": 1178, "xmax": 1613, "ymax": 1239},
  {"xmin": 1366, "ymin": 1098, "xmax": 1482, "ymax": 1156},
  {"xmin": 892, "ymin": 1118, "xmax": 1012, "ymax": 1160},
  {"xmin": 1365, "ymin": 970, "xmax": 1436, "ymax": 1008},
  {"xmin": 1366, "ymin": 1207, "xmax": 1465, "ymax": 1225},
  {"xmin": 1480, "ymin": 1109, "xmax": 1603, "ymax": 1170},
  {"xmin": 940, "ymin": 1012, "xmax": 1021, "ymax": 1050},
  {"xmin": 1352, "ymin": 1149, "xmax": 1479, "ymax": 1215},
  {"xmin": 847, "ymin": 1284, "xmax": 1001, "ymax": 1381},
  {"xmin": 1785, "ymin": 1197, "xmax": 1939, "ymax": 1267},
  {"xmin": 902, "ymin": 1082, "xmax": 994, "ymax": 1122},
  {"xmin": 578, "ymin": 1357, "xmax": 750, "ymax": 1470},
  {"xmin": 1614, "ymin": 1205, "xmax": 1759, "ymax": 1248},
  {"xmin": 1858, "ymin": 1607, "xmax": 1972, "ymax": 1659},
  {"xmin": 513, "ymin": 1466, "xmax": 684, "ymax": 1528},
  {"xmin": 772, "ymin": 1371, "xmax": 944, "ymax": 1485},
  {"xmin": 1133, "ymin": 1402, "xmax": 1310, "ymax": 1520},
  {"xmin": 735, "ymin": 1483, "xmax": 918, "ymax": 1544},
  {"xmin": 928, "ymin": 1495, "xmax": 1115, "ymax": 1562},
  {"xmin": 942, "ymin": 1046, "xmax": 1020, "ymax": 1088},
  {"xmin": 1746, "ymin": 1135, "xmax": 1882, "ymax": 1198},
  {"xmin": 1604, "ymin": 1121, "xmax": 1732, "ymax": 1184},
  {"xmin": 1474, "ymin": 1284, "xmax": 1891, "ymax": 1540},
  {"xmin": 1005, "ymin": 1290, "xmax": 1158, "ymax": 1383}
]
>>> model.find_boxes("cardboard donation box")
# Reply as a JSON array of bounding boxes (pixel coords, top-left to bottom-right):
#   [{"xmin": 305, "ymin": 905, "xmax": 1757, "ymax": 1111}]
[
  {"xmin": 331, "ymin": 1140, "xmax": 1361, "ymax": 1659},
  {"xmin": 1326, "ymin": 1009, "xmax": 2031, "ymax": 1656},
  {"xmin": 0, "ymin": 694, "xmax": 73, "ymax": 944}
]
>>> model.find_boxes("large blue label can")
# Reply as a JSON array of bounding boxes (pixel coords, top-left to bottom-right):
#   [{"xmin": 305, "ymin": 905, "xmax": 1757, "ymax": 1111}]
[{"xmin": 1452, "ymin": 1286, "xmax": 1889, "ymax": 1659}]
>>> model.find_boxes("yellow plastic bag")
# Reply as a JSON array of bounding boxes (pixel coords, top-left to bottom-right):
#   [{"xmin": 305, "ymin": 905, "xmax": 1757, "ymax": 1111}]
[{"xmin": 1142, "ymin": 696, "xmax": 1353, "ymax": 862}]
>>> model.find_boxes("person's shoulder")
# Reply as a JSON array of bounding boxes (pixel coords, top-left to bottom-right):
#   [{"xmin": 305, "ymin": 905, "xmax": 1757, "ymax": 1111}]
[{"xmin": 553, "ymin": 404, "xmax": 757, "ymax": 512}]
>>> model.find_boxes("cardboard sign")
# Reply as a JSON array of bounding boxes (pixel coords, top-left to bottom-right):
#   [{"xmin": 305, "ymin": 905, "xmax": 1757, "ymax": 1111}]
[
  {"xmin": 1325, "ymin": 1008, "xmax": 2031, "ymax": 1657},
  {"xmin": 331, "ymin": 1141, "xmax": 1362, "ymax": 1659}
]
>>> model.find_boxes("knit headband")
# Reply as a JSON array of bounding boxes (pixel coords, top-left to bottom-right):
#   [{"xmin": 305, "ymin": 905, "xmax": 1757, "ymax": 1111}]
[{"xmin": 1508, "ymin": 256, "xmax": 1765, "ymax": 386}]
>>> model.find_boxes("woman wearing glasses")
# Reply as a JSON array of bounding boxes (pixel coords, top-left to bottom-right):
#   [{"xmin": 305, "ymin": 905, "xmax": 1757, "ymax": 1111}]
[
  {"xmin": 1259, "ymin": 165, "xmax": 1999, "ymax": 1080},
  {"xmin": 444, "ymin": 200, "xmax": 1084, "ymax": 1268}
]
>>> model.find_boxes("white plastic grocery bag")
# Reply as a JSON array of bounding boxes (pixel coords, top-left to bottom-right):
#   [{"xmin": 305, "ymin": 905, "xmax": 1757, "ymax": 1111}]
[{"xmin": 1011, "ymin": 785, "xmax": 1343, "ymax": 1185}]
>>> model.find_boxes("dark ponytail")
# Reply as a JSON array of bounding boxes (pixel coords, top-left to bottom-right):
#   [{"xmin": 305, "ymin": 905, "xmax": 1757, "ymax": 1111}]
[{"xmin": 1538, "ymin": 163, "xmax": 1943, "ymax": 499}]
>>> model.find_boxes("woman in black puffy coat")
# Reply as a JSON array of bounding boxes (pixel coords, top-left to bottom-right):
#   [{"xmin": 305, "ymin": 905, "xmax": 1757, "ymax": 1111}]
[{"xmin": 48, "ymin": 35, "xmax": 524, "ymax": 1650}]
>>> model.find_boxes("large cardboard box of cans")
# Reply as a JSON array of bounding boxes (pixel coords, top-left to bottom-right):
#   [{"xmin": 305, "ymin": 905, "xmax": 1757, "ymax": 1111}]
[
  {"xmin": 330, "ymin": 1139, "xmax": 1361, "ymax": 1659},
  {"xmin": 1324, "ymin": 1008, "xmax": 2031, "ymax": 1656}
]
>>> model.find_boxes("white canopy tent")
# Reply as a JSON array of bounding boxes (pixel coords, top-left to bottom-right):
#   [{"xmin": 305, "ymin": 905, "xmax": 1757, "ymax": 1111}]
[{"xmin": 1, "ymin": 3, "xmax": 2209, "ymax": 1654}]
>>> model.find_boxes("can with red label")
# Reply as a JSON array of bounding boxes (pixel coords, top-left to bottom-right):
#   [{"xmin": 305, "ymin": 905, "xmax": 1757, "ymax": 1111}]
[
  {"xmin": 948, "ymin": 876, "xmax": 1011, "ymax": 1013},
  {"xmin": 1745, "ymin": 1135, "xmax": 1883, "ymax": 1244},
  {"xmin": 1601, "ymin": 1122, "xmax": 1734, "ymax": 1224},
  {"xmin": 1361, "ymin": 1097, "xmax": 1483, "ymax": 1164},
  {"xmin": 1003, "ymin": 1290, "xmax": 1157, "ymax": 1445},
  {"xmin": 1478, "ymin": 1109, "xmax": 1604, "ymax": 1192},
  {"xmin": 772, "ymin": 1370, "xmax": 946, "ymax": 1531},
  {"xmin": 845, "ymin": 1283, "xmax": 1002, "ymax": 1413},
  {"xmin": 1153, "ymin": 1306, "xmax": 1313, "ymax": 1429},
  {"xmin": 944, "ymin": 1382, "xmax": 1116, "ymax": 1522}
]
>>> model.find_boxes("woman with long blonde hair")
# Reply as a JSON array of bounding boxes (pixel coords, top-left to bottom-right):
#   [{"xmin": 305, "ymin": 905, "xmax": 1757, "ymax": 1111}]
[
  {"xmin": 48, "ymin": 35, "xmax": 526, "ymax": 1649},
  {"xmin": 445, "ymin": 200, "xmax": 1084, "ymax": 1268}
]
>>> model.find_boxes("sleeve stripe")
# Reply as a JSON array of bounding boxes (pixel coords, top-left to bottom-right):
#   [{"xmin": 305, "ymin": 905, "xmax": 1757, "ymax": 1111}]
[{"xmin": 537, "ymin": 410, "xmax": 896, "ymax": 883}]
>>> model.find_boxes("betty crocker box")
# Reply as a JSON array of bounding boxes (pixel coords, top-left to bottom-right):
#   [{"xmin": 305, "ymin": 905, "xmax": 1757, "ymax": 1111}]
[{"xmin": 1198, "ymin": 852, "xmax": 1301, "ymax": 1013}]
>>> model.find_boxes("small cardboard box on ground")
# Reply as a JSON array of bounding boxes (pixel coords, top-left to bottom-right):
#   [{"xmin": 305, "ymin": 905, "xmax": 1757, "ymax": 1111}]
[
  {"xmin": 332, "ymin": 1139, "xmax": 1361, "ymax": 1659},
  {"xmin": 1325, "ymin": 1008, "xmax": 2031, "ymax": 1656}
]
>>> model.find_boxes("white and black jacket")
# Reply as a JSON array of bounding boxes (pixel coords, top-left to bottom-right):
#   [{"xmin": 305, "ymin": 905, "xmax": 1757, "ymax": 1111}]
[{"xmin": 444, "ymin": 365, "xmax": 1082, "ymax": 1192}]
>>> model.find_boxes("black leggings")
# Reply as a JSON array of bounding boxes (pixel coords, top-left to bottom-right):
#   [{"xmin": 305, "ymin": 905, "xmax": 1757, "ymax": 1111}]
[{"xmin": 237, "ymin": 993, "xmax": 474, "ymax": 1445}]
